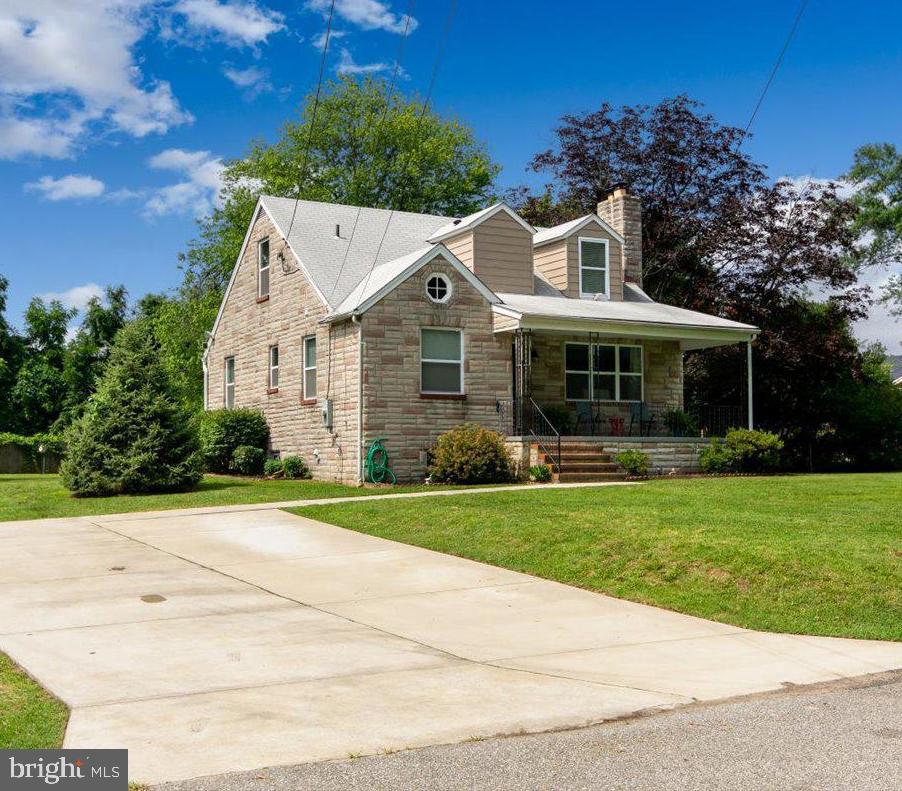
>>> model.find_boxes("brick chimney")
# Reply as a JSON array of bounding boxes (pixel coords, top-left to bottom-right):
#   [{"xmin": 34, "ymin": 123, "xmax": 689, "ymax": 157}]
[{"xmin": 597, "ymin": 185, "xmax": 642, "ymax": 287}]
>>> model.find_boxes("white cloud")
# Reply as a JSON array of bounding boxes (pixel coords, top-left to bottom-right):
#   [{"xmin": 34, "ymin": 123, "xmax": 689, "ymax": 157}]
[
  {"xmin": 305, "ymin": 0, "xmax": 417, "ymax": 34},
  {"xmin": 336, "ymin": 47, "xmax": 392, "ymax": 75},
  {"xmin": 170, "ymin": 0, "xmax": 285, "ymax": 47},
  {"xmin": 25, "ymin": 174, "xmax": 106, "ymax": 201},
  {"xmin": 0, "ymin": 1, "xmax": 192, "ymax": 160},
  {"xmin": 40, "ymin": 283, "xmax": 104, "ymax": 312},
  {"xmin": 144, "ymin": 147, "xmax": 225, "ymax": 217},
  {"xmin": 222, "ymin": 65, "xmax": 271, "ymax": 97},
  {"xmin": 776, "ymin": 175, "xmax": 857, "ymax": 201},
  {"xmin": 310, "ymin": 28, "xmax": 346, "ymax": 51}
]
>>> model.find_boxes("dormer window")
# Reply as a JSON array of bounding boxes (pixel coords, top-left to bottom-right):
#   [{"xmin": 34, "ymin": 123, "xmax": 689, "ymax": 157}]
[{"xmin": 578, "ymin": 237, "xmax": 609, "ymax": 299}]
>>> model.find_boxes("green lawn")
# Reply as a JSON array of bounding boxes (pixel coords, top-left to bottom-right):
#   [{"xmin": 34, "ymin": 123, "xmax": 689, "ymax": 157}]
[
  {"xmin": 0, "ymin": 653, "xmax": 68, "ymax": 748},
  {"xmin": 0, "ymin": 474, "xmax": 472, "ymax": 522},
  {"xmin": 297, "ymin": 473, "xmax": 902, "ymax": 641}
]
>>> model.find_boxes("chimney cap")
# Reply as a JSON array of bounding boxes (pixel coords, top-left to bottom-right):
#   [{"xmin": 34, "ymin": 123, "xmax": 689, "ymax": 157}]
[{"xmin": 604, "ymin": 181, "xmax": 629, "ymax": 198}]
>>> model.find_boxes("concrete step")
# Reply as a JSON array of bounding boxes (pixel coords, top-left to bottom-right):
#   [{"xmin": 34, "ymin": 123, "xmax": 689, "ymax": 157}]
[{"xmin": 557, "ymin": 471, "xmax": 628, "ymax": 483}]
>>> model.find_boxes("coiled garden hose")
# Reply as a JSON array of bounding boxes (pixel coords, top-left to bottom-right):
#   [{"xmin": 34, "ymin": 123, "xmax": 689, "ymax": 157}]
[{"xmin": 365, "ymin": 438, "xmax": 396, "ymax": 484}]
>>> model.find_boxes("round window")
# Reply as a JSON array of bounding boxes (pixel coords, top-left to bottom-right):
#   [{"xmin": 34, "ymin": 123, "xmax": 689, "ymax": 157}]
[{"xmin": 426, "ymin": 273, "xmax": 451, "ymax": 303}]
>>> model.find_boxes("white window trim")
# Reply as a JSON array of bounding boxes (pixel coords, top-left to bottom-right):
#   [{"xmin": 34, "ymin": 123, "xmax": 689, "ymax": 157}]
[
  {"xmin": 224, "ymin": 356, "xmax": 235, "ymax": 409},
  {"xmin": 303, "ymin": 334, "xmax": 317, "ymax": 401},
  {"xmin": 257, "ymin": 237, "xmax": 270, "ymax": 298},
  {"xmin": 564, "ymin": 342, "xmax": 643, "ymax": 403},
  {"xmin": 425, "ymin": 272, "xmax": 452, "ymax": 304},
  {"xmin": 420, "ymin": 327, "xmax": 465, "ymax": 395},
  {"xmin": 268, "ymin": 344, "xmax": 279, "ymax": 390},
  {"xmin": 578, "ymin": 236, "xmax": 610, "ymax": 300}
]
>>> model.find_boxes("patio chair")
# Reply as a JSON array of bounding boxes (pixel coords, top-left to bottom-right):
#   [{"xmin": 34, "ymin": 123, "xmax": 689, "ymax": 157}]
[
  {"xmin": 629, "ymin": 402, "xmax": 657, "ymax": 437},
  {"xmin": 574, "ymin": 402, "xmax": 597, "ymax": 436}
]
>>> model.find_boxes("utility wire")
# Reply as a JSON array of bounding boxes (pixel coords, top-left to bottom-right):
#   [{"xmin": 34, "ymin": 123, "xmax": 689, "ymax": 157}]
[
  {"xmin": 283, "ymin": 0, "xmax": 337, "ymax": 244},
  {"xmin": 737, "ymin": 0, "xmax": 809, "ymax": 149},
  {"xmin": 325, "ymin": 0, "xmax": 416, "ymax": 306},
  {"xmin": 352, "ymin": 0, "xmax": 458, "ymax": 313}
]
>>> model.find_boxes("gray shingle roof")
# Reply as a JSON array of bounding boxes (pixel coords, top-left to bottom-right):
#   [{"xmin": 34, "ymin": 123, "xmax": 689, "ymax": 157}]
[
  {"xmin": 495, "ymin": 292, "xmax": 758, "ymax": 333},
  {"xmin": 888, "ymin": 354, "xmax": 902, "ymax": 382},
  {"xmin": 261, "ymin": 195, "xmax": 450, "ymax": 309}
]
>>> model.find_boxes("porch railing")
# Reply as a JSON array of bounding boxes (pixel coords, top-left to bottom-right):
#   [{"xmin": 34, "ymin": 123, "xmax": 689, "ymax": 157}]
[
  {"xmin": 496, "ymin": 397, "xmax": 561, "ymax": 470},
  {"xmin": 497, "ymin": 398, "xmax": 743, "ymax": 439}
]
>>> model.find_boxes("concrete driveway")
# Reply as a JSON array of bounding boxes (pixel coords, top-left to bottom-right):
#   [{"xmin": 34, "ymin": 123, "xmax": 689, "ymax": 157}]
[{"xmin": 1, "ymin": 498, "xmax": 900, "ymax": 784}]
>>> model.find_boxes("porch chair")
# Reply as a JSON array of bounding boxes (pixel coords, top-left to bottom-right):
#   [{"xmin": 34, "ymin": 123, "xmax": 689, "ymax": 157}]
[
  {"xmin": 628, "ymin": 402, "xmax": 657, "ymax": 437},
  {"xmin": 574, "ymin": 402, "xmax": 597, "ymax": 436}
]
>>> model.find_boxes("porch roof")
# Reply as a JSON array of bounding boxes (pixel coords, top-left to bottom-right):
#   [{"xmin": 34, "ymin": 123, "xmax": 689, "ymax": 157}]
[{"xmin": 493, "ymin": 293, "xmax": 758, "ymax": 350}]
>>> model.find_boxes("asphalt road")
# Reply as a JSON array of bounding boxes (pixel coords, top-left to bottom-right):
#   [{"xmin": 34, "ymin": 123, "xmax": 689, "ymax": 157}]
[{"xmin": 155, "ymin": 671, "xmax": 902, "ymax": 791}]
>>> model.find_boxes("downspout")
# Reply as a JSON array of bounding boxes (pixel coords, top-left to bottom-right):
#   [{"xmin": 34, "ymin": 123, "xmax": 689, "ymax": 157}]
[
  {"xmin": 201, "ymin": 334, "xmax": 211, "ymax": 410},
  {"xmin": 352, "ymin": 314, "xmax": 364, "ymax": 484}
]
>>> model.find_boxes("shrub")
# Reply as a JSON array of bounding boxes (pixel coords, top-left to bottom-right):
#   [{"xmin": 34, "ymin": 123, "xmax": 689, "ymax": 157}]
[
  {"xmin": 199, "ymin": 409, "xmax": 269, "ymax": 472},
  {"xmin": 230, "ymin": 445, "xmax": 266, "ymax": 475},
  {"xmin": 529, "ymin": 464, "xmax": 552, "ymax": 482},
  {"xmin": 699, "ymin": 428, "xmax": 784, "ymax": 474},
  {"xmin": 59, "ymin": 321, "xmax": 203, "ymax": 497},
  {"xmin": 281, "ymin": 455, "xmax": 311, "ymax": 479},
  {"xmin": 616, "ymin": 449, "xmax": 651, "ymax": 477},
  {"xmin": 429, "ymin": 423, "xmax": 514, "ymax": 484},
  {"xmin": 263, "ymin": 458, "xmax": 283, "ymax": 477}
]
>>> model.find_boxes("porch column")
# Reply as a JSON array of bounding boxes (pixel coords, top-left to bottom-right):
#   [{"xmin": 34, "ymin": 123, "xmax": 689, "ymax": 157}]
[{"xmin": 746, "ymin": 340, "xmax": 754, "ymax": 430}]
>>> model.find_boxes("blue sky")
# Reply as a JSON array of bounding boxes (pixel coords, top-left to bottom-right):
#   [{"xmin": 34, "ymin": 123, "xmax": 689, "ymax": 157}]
[{"xmin": 1, "ymin": 0, "xmax": 900, "ymax": 350}]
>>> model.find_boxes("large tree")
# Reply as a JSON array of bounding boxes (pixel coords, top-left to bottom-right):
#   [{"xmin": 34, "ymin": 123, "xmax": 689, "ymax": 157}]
[
  {"xmin": 182, "ymin": 75, "xmax": 500, "ymax": 296},
  {"xmin": 60, "ymin": 320, "xmax": 202, "ymax": 496},
  {"xmin": 517, "ymin": 95, "xmax": 765, "ymax": 305},
  {"xmin": 11, "ymin": 297, "xmax": 75, "ymax": 432},
  {"xmin": 0, "ymin": 276, "xmax": 24, "ymax": 432},
  {"xmin": 58, "ymin": 285, "xmax": 128, "ymax": 428},
  {"xmin": 846, "ymin": 142, "xmax": 902, "ymax": 317}
]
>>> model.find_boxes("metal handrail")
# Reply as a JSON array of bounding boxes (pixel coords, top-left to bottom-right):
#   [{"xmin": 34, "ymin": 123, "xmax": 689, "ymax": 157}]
[{"xmin": 528, "ymin": 397, "xmax": 561, "ymax": 473}]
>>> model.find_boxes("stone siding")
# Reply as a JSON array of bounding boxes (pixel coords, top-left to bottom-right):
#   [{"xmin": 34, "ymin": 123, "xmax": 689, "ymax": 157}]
[
  {"xmin": 205, "ymin": 207, "xmax": 360, "ymax": 482},
  {"xmin": 361, "ymin": 258, "xmax": 512, "ymax": 482},
  {"xmin": 601, "ymin": 439, "xmax": 708, "ymax": 473},
  {"xmin": 529, "ymin": 333, "xmax": 683, "ymax": 420}
]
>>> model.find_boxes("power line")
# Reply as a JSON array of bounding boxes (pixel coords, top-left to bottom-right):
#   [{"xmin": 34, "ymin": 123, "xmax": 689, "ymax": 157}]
[
  {"xmin": 325, "ymin": 0, "xmax": 416, "ymax": 306},
  {"xmin": 352, "ymin": 0, "xmax": 458, "ymax": 313},
  {"xmin": 283, "ymin": 0, "xmax": 337, "ymax": 244},
  {"xmin": 738, "ymin": 0, "xmax": 809, "ymax": 148}
]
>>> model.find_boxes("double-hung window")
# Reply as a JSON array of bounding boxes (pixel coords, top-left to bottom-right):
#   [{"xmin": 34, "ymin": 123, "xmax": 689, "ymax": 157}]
[
  {"xmin": 565, "ymin": 343, "xmax": 642, "ymax": 402},
  {"xmin": 421, "ymin": 328, "xmax": 463, "ymax": 395},
  {"xmin": 257, "ymin": 238, "xmax": 270, "ymax": 299},
  {"xmin": 578, "ymin": 237, "xmax": 609, "ymax": 298},
  {"xmin": 224, "ymin": 356, "xmax": 235, "ymax": 408},
  {"xmin": 303, "ymin": 335, "xmax": 317, "ymax": 399},
  {"xmin": 268, "ymin": 345, "xmax": 279, "ymax": 390}
]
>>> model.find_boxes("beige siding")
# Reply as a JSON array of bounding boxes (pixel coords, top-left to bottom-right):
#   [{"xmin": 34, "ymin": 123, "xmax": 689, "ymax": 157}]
[
  {"xmin": 444, "ymin": 231, "xmax": 474, "ymax": 269},
  {"xmin": 206, "ymin": 207, "xmax": 360, "ymax": 483},
  {"xmin": 532, "ymin": 239, "xmax": 568, "ymax": 293},
  {"xmin": 361, "ymin": 256, "xmax": 512, "ymax": 482},
  {"xmin": 443, "ymin": 211, "xmax": 534, "ymax": 295},
  {"xmin": 471, "ymin": 211, "xmax": 534, "ymax": 294}
]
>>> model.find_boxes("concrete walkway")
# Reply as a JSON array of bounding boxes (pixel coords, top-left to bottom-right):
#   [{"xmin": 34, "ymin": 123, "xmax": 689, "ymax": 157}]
[{"xmin": 1, "ymin": 491, "xmax": 900, "ymax": 784}]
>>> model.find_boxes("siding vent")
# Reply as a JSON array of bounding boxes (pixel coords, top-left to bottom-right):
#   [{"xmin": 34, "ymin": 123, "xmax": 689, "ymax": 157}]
[{"xmin": 334, "ymin": 224, "xmax": 341, "ymax": 238}]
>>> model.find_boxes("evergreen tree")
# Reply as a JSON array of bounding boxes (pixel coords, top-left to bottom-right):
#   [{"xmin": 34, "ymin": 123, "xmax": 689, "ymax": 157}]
[{"xmin": 60, "ymin": 320, "xmax": 202, "ymax": 496}]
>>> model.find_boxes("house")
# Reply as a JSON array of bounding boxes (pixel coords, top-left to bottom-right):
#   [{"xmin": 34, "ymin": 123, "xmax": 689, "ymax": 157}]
[
  {"xmin": 889, "ymin": 354, "xmax": 902, "ymax": 387},
  {"xmin": 203, "ymin": 186, "xmax": 759, "ymax": 483}
]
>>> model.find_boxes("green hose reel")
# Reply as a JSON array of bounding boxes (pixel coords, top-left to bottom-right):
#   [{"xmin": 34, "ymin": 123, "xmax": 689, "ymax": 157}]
[{"xmin": 365, "ymin": 437, "xmax": 397, "ymax": 484}]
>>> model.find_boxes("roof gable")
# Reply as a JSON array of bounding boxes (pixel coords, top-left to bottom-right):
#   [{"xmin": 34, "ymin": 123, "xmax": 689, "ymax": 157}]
[
  {"xmin": 326, "ymin": 244, "xmax": 499, "ymax": 321},
  {"xmin": 427, "ymin": 202, "xmax": 536, "ymax": 244},
  {"xmin": 532, "ymin": 214, "xmax": 625, "ymax": 247}
]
